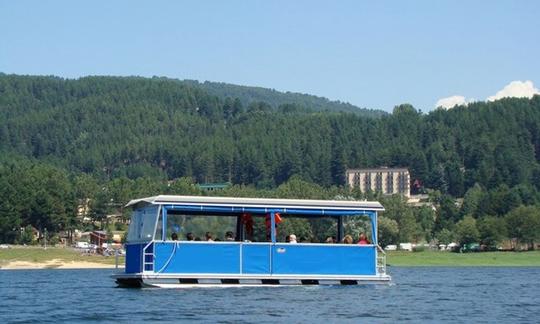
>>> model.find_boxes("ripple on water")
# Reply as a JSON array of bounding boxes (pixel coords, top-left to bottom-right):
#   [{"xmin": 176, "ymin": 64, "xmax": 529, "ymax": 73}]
[{"xmin": 1, "ymin": 267, "xmax": 540, "ymax": 323}]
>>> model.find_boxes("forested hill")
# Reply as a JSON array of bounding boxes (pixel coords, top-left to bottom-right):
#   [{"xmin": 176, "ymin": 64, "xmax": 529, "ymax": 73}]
[
  {"xmin": 182, "ymin": 80, "xmax": 385, "ymax": 116},
  {"xmin": 1, "ymin": 73, "xmax": 540, "ymax": 198},
  {"xmin": 0, "ymin": 74, "xmax": 383, "ymax": 116}
]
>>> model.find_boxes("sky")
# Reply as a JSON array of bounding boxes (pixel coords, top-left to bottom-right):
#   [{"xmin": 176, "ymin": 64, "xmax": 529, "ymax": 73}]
[{"xmin": 1, "ymin": 0, "xmax": 539, "ymax": 112}]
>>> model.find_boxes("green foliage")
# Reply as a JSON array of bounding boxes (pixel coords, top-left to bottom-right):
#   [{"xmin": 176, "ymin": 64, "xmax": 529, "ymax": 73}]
[
  {"xmin": 433, "ymin": 194, "xmax": 460, "ymax": 233},
  {"xmin": 275, "ymin": 176, "xmax": 326, "ymax": 199},
  {"xmin": 461, "ymin": 183, "xmax": 484, "ymax": 217},
  {"xmin": 187, "ymin": 80, "xmax": 383, "ymax": 116},
  {"xmin": 505, "ymin": 205, "xmax": 540, "ymax": 249},
  {"xmin": 435, "ymin": 228, "xmax": 455, "ymax": 245},
  {"xmin": 455, "ymin": 215, "xmax": 480, "ymax": 246},
  {"xmin": 165, "ymin": 177, "xmax": 203, "ymax": 195},
  {"xmin": 1, "ymin": 75, "xmax": 540, "ymax": 245},
  {"xmin": 378, "ymin": 216, "xmax": 399, "ymax": 248},
  {"xmin": 114, "ymin": 222, "xmax": 128, "ymax": 231},
  {"xmin": 343, "ymin": 216, "xmax": 372, "ymax": 241},
  {"xmin": 477, "ymin": 216, "xmax": 507, "ymax": 248},
  {"xmin": 18, "ymin": 225, "xmax": 35, "ymax": 245},
  {"xmin": 2, "ymin": 75, "xmax": 540, "ymax": 193},
  {"xmin": 278, "ymin": 217, "xmax": 315, "ymax": 242},
  {"xmin": 414, "ymin": 206, "xmax": 436, "ymax": 242},
  {"xmin": 380, "ymin": 195, "xmax": 419, "ymax": 243}
]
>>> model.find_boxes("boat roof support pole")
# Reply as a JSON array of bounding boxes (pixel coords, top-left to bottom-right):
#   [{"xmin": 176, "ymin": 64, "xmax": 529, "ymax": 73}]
[
  {"xmin": 371, "ymin": 211, "xmax": 377, "ymax": 245},
  {"xmin": 337, "ymin": 216, "xmax": 344, "ymax": 243},
  {"xmin": 236, "ymin": 215, "xmax": 244, "ymax": 241},
  {"xmin": 162, "ymin": 207, "xmax": 168, "ymax": 241},
  {"xmin": 270, "ymin": 211, "xmax": 276, "ymax": 243}
]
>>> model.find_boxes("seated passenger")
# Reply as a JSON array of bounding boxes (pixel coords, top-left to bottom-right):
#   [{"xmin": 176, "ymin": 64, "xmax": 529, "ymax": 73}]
[
  {"xmin": 357, "ymin": 233, "xmax": 370, "ymax": 245},
  {"xmin": 171, "ymin": 232, "xmax": 178, "ymax": 241},
  {"xmin": 285, "ymin": 235, "xmax": 291, "ymax": 243},
  {"xmin": 325, "ymin": 236, "xmax": 336, "ymax": 243},
  {"xmin": 342, "ymin": 235, "xmax": 353, "ymax": 244},
  {"xmin": 225, "ymin": 231, "xmax": 235, "ymax": 241},
  {"xmin": 289, "ymin": 234, "xmax": 297, "ymax": 244},
  {"xmin": 205, "ymin": 232, "xmax": 214, "ymax": 242},
  {"xmin": 186, "ymin": 232, "xmax": 194, "ymax": 241}
]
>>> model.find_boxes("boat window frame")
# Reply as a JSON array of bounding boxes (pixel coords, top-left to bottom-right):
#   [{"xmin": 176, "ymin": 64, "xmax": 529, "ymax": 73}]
[
  {"xmin": 126, "ymin": 205, "xmax": 160, "ymax": 243},
  {"xmin": 157, "ymin": 204, "xmax": 378, "ymax": 245}
]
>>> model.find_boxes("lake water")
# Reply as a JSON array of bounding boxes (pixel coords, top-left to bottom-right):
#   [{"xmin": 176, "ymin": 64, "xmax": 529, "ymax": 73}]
[{"xmin": 1, "ymin": 267, "xmax": 539, "ymax": 323}]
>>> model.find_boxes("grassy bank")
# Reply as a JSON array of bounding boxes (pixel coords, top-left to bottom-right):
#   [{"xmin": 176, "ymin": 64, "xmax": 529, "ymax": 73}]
[
  {"xmin": 386, "ymin": 250, "xmax": 540, "ymax": 267},
  {"xmin": 0, "ymin": 246, "xmax": 124, "ymax": 268}
]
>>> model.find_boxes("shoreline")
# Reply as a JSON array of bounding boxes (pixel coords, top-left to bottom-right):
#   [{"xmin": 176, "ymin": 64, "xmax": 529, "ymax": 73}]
[{"xmin": 0, "ymin": 259, "xmax": 124, "ymax": 270}]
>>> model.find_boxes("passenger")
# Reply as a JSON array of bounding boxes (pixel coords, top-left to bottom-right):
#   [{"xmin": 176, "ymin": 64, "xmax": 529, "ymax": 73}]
[
  {"xmin": 171, "ymin": 232, "xmax": 178, "ymax": 241},
  {"xmin": 225, "ymin": 231, "xmax": 235, "ymax": 241},
  {"xmin": 358, "ymin": 233, "xmax": 370, "ymax": 245},
  {"xmin": 325, "ymin": 236, "xmax": 334, "ymax": 243},
  {"xmin": 205, "ymin": 232, "xmax": 214, "ymax": 242},
  {"xmin": 289, "ymin": 234, "xmax": 297, "ymax": 244},
  {"xmin": 285, "ymin": 235, "xmax": 291, "ymax": 243},
  {"xmin": 186, "ymin": 232, "xmax": 194, "ymax": 241},
  {"xmin": 342, "ymin": 235, "xmax": 353, "ymax": 244}
]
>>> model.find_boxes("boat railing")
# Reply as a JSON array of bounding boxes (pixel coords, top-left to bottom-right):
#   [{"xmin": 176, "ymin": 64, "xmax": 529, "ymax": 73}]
[
  {"xmin": 376, "ymin": 245, "xmax": 387, "ymax": 275},
  {"xmin": 142, "ymin": 241, "xmax": 155, "ymax": 273}
]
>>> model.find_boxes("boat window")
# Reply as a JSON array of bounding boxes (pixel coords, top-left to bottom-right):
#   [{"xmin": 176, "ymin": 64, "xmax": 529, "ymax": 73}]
[
  {"xmin": 166, "ymin": 214, "xmax": 237, "ymax": 241},
  {"xmin": 344, "ymin": 215, "xmax": 373, "ymax": 244},
  {"xmin": 277, "ymin": 216, "xmax": 337, "ymax": 243},
  {"xmin": 275, "ymin": 215, "xmax": 374, "ymax": 244},
  {"xmin": 126, "ymin": 206, "xmax": 160, "ymax": 242},
  {"xmin": 154, "ymin": 213, "xmax": 163, "ymax": 240}
]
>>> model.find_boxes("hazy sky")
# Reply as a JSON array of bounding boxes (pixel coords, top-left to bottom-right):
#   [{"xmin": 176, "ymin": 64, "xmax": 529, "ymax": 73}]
[{"xmin": 1, "ymin": 1, "xmax": 539, "ymax": 112}]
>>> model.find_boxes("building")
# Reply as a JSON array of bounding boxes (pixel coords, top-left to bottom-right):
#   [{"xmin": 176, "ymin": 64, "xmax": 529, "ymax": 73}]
[
  {"xmin": 89, "ymin": 230, "xmax": 108, "ymax": 248},
  {"xmin": 346, "ymin": 168, "xmax": 410, "ymax": 197},
  {"xmin": 197, "ymin": 182, "xmax": 231, "ymax": 192}
]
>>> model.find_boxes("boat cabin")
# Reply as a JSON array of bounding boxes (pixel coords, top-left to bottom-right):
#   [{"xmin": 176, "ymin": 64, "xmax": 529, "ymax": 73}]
[{"xmin": 114, "ymin": 195, "xmax": 390, "ymax": 287}]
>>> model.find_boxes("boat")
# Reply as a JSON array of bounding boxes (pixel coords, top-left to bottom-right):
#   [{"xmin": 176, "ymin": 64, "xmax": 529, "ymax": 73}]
[{"xmin": 113, "ymin": 195, "xmax": 390, "ymax": 287}]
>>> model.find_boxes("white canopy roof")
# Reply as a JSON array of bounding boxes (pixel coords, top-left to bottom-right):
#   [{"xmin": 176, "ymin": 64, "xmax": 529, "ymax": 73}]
[{"xmin": 126, "ymin": 195, "xmax": 384, "ymax": 212}]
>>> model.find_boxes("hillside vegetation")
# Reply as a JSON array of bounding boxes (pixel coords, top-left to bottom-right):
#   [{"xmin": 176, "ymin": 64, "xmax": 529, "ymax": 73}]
[{"xmin": 1, "ymin": 74, "xmax": 540, "ymax": 248}]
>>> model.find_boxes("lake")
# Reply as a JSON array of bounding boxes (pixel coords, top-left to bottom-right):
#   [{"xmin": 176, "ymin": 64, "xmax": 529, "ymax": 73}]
[{"xmin": 1, "ymin": 267, "xmax": 539, "ymax": 323}]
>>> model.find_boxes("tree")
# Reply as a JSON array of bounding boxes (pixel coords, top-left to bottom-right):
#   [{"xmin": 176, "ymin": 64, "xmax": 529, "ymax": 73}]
[
  {"xmin": 18, "ymin": 225, "xmax": 35, "ymax": 245},
  {"xmin": 414, "ymin": 206, "xmax": 435, "ymax": 242},
  {"xmin": 380, "ymin": 195, "xmax": 419, "ymax": 243},
  {"xmin": 505, "ymin": 206, "xmax": 540, "ymax": 250},
  {"xmin": 89, "ymin": 190, "xmax": 111, "ymax": 229},
  {"xmin": 434, "ymin": 194, "xmax": 459, "ymax": 233},
  {"xmin": 477, "ymin": 216, "xmax": 507, "ymax": 249},
  {"xmin": 435, "ymin": 228, "xmax": 455, "ymax": 245},
  {"xmin": 275, "ymin": 176, "xmax": 326, "ymax": 199},
  {"xmin": 0, "ymin": 173, "xmax": 21, "ymax": 243},
  {"xmin": 461, "ymin": 183, "xmax": 484, "ymax": 217},
  {"xmin": 166, "ymin": 177, "xmax": 202, "ymax": 195},
  {"xmin": 378, "ymin": 216, "xmax": 399, "ymax": 248},
  {"xmin": 455, "ymin": 215, "xmax": 480, "ymax": 246}
]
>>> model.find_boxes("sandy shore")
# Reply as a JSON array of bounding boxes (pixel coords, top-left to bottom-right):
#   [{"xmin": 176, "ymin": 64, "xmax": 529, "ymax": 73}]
[{"xmin": 0, "ymin": 258, "xmax": 123, "ymax": 270}]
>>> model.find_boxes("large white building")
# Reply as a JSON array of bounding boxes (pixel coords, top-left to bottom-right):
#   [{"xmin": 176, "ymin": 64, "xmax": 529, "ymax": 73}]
[{"xmin": 346, "ymin": 168, "xmax": 410, "ymax": 197}]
